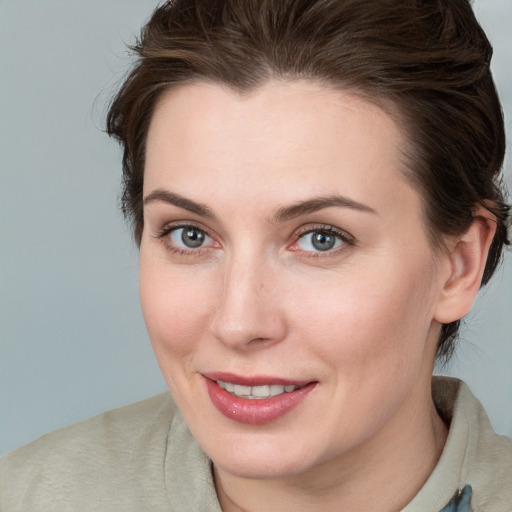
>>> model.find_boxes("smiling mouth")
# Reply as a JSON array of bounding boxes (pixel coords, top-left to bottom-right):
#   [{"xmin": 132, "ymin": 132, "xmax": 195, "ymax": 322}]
[
  {"xmin": 216, "ymin": 381, "xmax": 301, "ymax": 399},
  {"xmin": 206, "ymin": 376, "xmax": 317, "ymax": 424}
]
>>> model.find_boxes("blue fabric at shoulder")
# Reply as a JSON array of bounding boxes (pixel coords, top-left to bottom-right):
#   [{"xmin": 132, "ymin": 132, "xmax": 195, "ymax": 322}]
[{"xmin": 440, "ymin": 486, "xmax": 473, "ymax": 512}]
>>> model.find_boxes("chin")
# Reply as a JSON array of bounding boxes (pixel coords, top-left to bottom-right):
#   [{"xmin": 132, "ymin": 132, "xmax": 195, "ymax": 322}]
[
  {"xmin": 213, "ymin": 453, "xmax": 312, "ymax": 480},
  {"xmin": 201, "ymin": 428, "xmax": 326, "ymax": 480}
]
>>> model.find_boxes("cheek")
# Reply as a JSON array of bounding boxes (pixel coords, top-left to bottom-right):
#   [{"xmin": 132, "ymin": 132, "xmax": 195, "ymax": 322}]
[
  {"xmin": 292, "ymin": 266, "xmax": 437, "ymax": 432},
  {"xmin": 139, "ymin": 257, "xmax": 215, "ymax": 359},
  {"xmin": 293, "ymin": 263, "xmax": 436, "ymax": 370},
  {"xmin": 139, "ymin": 257, "xmax": 219, "ymax": 413}
]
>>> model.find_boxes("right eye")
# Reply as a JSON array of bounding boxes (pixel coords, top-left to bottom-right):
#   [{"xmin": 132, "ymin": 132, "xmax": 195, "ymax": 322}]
[
  {"xmin": 295, "ymin": 229, "xmax": 345, "ymax": 253},
  {"xmin": 158, "ymin": 224, "xmax": 217, "ymax": 254},
  {"xmin": 169, "ymin": 226, "xmax": 212, "ymax": 249}
]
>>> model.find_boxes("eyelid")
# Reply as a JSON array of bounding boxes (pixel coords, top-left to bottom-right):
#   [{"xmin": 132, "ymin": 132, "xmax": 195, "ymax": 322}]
[
  {"xmin": 154, "ymin": 220, "xmax": 354, "ymax": 257},
  {"xmin": 155, "ymin": 221, "xmax": 219, "ymax": 254},
  {"xmin": 288, "ymin": 223, "xmax": 355, "ymax": 254}
]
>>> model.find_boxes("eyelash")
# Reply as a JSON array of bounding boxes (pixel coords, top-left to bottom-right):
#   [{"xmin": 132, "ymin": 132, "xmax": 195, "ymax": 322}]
[
  {"xmin": 156, "ymin": 222, "xmax": 216, "ymax": 257},
  {"xmin": 155, "ymin": 222, "xmax": 354, "ymax": 257},
  {"xmin": 290, "ymin": 224, "xmax": 355, "ymax": 257}
]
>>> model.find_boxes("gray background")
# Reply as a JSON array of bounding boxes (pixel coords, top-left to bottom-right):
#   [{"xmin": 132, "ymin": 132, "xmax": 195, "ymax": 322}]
[{"xmin": 1, "ymin": 0, "xmax": 511, "ymax": 457}]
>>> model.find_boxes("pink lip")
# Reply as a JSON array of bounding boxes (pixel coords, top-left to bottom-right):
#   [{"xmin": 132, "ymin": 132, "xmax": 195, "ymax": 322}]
[
  {"xmin": 203, "ymin": 372, "xmax": 311, "ymax": 387},
  {"xmin": 203, "ymin": 373, "xmax": 317, "ymax": 425}
]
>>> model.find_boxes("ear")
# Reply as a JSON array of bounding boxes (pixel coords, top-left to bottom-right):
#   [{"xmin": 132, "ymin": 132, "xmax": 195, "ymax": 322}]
[{"xmin": 434, "ymin": 208, "xmax": 497, "ymax": 324}]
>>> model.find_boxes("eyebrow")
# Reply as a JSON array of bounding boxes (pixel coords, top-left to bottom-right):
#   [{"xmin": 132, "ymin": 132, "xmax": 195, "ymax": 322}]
[
  {"xmin": 143, "ymin": 189, "xmax": 215, "ymax": 219},
  {"xmin": 143, "ymin": 189, "xmax": 377, "ymax": 222},
  {"xmin": 271, "ymin": 195, "xmax": 377, "ymax": 223}
]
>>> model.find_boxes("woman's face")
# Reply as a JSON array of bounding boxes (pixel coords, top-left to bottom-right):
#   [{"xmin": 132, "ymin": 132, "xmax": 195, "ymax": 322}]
[{"xmin": 140, "ymin": 80, "xmax": 448, "ymax": 479}]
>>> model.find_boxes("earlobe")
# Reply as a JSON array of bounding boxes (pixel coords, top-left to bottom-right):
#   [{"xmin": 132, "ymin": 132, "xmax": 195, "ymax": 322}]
[{"xmin": 434, "ymin": 208, "xmax": 497, "ymax": 324}]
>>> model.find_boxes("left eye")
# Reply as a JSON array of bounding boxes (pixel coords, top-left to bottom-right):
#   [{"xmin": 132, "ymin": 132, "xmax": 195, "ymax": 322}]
[
  {"xmin": 168, "ymin": 226, "xmax": 213, "ymax": 249},
  {"xmin": 296, "ymin": 229, "xmax": 345, "ymax": 252}
]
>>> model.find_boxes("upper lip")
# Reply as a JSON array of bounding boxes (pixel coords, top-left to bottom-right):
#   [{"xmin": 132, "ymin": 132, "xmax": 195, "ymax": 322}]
[{"xmin": 202, "ymin": 371, "xmax": 314, "ymax": 387}]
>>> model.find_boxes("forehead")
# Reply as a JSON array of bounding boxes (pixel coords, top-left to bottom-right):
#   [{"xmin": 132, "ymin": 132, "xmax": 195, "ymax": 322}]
[
  {"xmin": 144, "ymin": 80, "xmax": 417, "ymax": 220},
  {"xmin": 147, "ymin": 80, "xmax": 405, "ymax": 154}
]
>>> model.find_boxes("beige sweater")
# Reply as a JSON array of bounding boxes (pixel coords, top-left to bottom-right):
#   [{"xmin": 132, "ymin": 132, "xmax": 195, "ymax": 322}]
[{"xmin": 1, "ymin": 378, "xmax": 511, "ymax": 511}]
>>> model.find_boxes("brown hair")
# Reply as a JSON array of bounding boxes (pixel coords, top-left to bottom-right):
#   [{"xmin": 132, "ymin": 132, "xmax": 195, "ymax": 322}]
[{"xmin": 107, "ymin": 0, "xmax": 510, "ymax": 360}]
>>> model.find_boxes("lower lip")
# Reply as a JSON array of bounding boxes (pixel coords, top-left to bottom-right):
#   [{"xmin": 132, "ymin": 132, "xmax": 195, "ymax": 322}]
[{"xmin": 205, "ymin": 378, "xmax": 316, "ymax": 425}]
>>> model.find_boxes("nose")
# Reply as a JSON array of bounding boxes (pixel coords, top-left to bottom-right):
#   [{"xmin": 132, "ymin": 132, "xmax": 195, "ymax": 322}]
[{"xmin": 209, "ymin": 253, "xmax": 287, "ymax": 351}]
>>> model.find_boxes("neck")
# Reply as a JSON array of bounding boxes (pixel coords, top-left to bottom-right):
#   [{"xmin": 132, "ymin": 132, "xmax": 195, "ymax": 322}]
[{"xmin": 214, "ymin": 382, "xmax": 448, "ymax": 512}]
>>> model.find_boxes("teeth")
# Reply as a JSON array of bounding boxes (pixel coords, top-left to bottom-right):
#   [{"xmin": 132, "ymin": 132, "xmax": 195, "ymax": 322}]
[
  {"xmin": 224, "ymin": 382, "xmax": 235, "ymax": 393},
  {"xmin": 217, "ymin": 381, "xmax": 299, "ymax": 399},
  {"xmin": 252, "ymin": 385, "xmax": 270, "ymax": 397},
  {"xmin": 270, "ymin": 384, "xmax": 284, "ymax": 396},
  {"xmin": 233, "ymin": 384, "xmax": 251, "ymax": 396}
]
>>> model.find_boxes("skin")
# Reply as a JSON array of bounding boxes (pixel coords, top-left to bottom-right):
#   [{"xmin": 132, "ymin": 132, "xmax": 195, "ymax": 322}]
[{"xmin": 139, "ymin": 80, "xmax": 493, "ymax": 511}]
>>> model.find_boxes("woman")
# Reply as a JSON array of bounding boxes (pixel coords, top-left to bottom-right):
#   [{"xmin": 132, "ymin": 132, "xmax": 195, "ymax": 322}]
[{"xmin": 1, "ymin": 0, "xmax": 511, "ymax": 511}]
